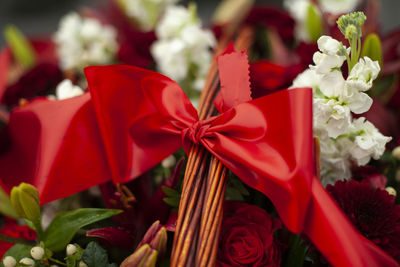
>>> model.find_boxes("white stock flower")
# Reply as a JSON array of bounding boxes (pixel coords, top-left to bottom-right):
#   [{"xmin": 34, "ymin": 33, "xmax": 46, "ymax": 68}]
[
  {"xmin": 151, "ymin": 5, "xmax": 215, "ymax": 91},
  {"xmin": 54, "ymin": 79, "xmax": 84, "ymax": 100},
  {"xmin": 312, "ymin": 36, "xmax": 348, "ymax": 74},
  {"xmin": 317, "ymin": 36, "xmax": 344, "ymax": 55},
  {"xmin": 291, "ymin": 34, "xmax": 389, "ymax": 185},
  {"xmin": 346, "ymin": 57, "xmax": 380, "ymax": 92},
  {"xmin": 121, "ymin": 0, "xmax": 179, "ymax": 32},
  {"xmin": 318, "ymin": 0, "xmax": 362, "ymax": 14},
  {"xmin": 291, "ymin": 69, "xmax": 322, "ymax": 89},
  {"xmin": 349, "ymin": 117, "xmax": 392, "ymax": 165},
  {"xmin": 342, "ymin": 86, "xmax": 372, "ymax": 114},
  {"xmin": 54, "ymin": 12, "xmax": 118, "ymax": 70}
]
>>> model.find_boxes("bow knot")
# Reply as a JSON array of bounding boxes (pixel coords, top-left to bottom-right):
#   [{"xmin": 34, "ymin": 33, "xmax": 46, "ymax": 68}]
[{"xmin": 182, "ymin": 117, "xmax": 215, "ymax": 145}]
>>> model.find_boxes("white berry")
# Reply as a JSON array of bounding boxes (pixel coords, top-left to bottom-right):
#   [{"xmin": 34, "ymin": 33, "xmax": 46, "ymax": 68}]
[
  {"xmin": 66, "ymin": 244, "xmax": 77, "ymax": 256},
  {"xmin": 19, "ymin": 257, "xmax": 35, "ymax": 267},
  {"xmin": 31, "ymin": 246, "xmax": 45, "ymax": 260},
  {"xmin": 2, "ymin": 256, "xmax": 17, "ymax": 267}
]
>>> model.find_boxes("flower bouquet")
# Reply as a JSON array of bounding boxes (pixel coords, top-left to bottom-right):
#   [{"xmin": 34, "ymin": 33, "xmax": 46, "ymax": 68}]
[{"xmin": 1, "ymin": 0, "xmax": 400, "ymax": 266}]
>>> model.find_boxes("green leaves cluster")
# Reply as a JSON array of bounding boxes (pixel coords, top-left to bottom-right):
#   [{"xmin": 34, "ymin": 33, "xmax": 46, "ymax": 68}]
[{"xmin": 162, "ymin": 186, "xmax": 180, "ymax": 209}]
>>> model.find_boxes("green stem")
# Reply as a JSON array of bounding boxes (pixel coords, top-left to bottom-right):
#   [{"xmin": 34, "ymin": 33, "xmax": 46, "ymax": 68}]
[
  {"xmin": 33, "ymin": 220, "xmax": 44, "ymax": 242},
  {"xmin": 49, "ymin": 257, "xmax": 67, "ymax": 266},
  {"xmin": 0, "ymin": 233, "xmax": 36, "ymax": 246}
]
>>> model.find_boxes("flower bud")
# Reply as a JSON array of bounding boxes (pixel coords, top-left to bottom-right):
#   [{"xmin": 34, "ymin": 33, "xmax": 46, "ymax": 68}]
[
  {"xmin": 392, "ymin": 146, "xmax": 400, "ymax": 161},
  {"xmin": 10, "ymin": 183, "xmax": 41, "ymax": 223},
  {"xmin": 120, "ymin": 244, "xmax": 158, "ymax": 267},
  {"xmin": 31, "ymin": 246, "xmax": 45, "ymax": 260},
  {"xmin": 386, "ymin": 187, "xmax": 397, "ymax": 197},
  {"xmin": 79, "ymin": 261, "xmax": 88, "ymax": 267},
  {"xmin": 66, "ymin": 244, "xmax": 77, "ymax": 256},
  {"xmin": 137, "ymin": 221, "xmax": 168, "ymax": 257},
  {"xmin": 2, "ymin": 256, "xmax": 16, "ymax": 267},
  {"xmin": 19, "ymin": 257, "xmax": 35, "ymax": 267}
]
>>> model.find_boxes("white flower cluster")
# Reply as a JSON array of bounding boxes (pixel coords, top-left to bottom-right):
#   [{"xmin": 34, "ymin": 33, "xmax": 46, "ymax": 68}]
[
  {"xmin": 54, "ymin": 12, "xmax": 119, "ymax": 71},
  {"xmin": 284, "ymin": 0, "xmax": 362, "ymax": 42},
  {"xmin": 118, "ymin": 0, "xmax": 179, "ymax": 31},
  {"xmin": 291, "ymin": 35, "xmax": 391, "ymax": 185},
  {"xmin": 151, "ymin": 5, "xmax": 216, "ymax": 91}
]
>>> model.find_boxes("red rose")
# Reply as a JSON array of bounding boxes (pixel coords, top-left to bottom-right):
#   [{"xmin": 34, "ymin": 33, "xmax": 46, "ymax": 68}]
[{"xmin": 216, "ymin": 201, "xmax": 281, "ymax": 267}]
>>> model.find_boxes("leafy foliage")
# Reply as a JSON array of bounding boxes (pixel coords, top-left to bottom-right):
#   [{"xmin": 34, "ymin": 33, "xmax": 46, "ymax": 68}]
[
  {"xmin": 43, "ymin": 208, "xmax": 121, "ymax": 252},
  {"xmin": 81, "ymin": 242, "xmax": 117, "ymax": 267}
]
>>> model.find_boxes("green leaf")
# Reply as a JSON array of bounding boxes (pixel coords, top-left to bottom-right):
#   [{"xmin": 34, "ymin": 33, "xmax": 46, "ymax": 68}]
[
  {"xmin": 43, "ymin": 208, "xmax": 122, "ymax": 252},
  {"xmin": 161, "ymin": 186, "xmax": 180, "ymax": 197},
  {"xmin": 82, "ymin": 241, "xmax": 117, "ymax": 267},
  {"xmin": 0, "ymin": 187, "xmax": 18, "ymax": 219},
  {"xmin": 1, "ymin": 244, "xmax": 31, "ymax": 265},
  {"xmin": 4, "ymin": 25, "xmax": 37, "ymax": 68},
  {"xmin": 361, "ymin": 33, "xmax": 383, "ymax": 68},
  {"xmin": 305, "ymin": 4, "xmax": 322, "ymax": 42},
  {"xmin": 163, "ymin": 197, "xmax": 180, "ymax": 208}
]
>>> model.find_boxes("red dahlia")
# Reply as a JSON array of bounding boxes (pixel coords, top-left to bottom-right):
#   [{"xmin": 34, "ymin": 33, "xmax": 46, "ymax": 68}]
[{"xmin": 327, "ymin": 180, "xmax": 400, "ymax": 262}]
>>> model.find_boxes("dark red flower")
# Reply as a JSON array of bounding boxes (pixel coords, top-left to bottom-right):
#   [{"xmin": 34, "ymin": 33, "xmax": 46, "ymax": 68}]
[
  {"xmin": 216, "ymin": 201, "xmax": 281, "ymax": 267},
  {"xmin": 4, "ymin": 62, "xmax": 63, "ymax": 107},
  {"xmin": 0, "ymin": 217, "xmax": 36, "ymax": 258},
  {"xmin": 327, "ymin": 180, "xmax": 400, "ymax": 262}
]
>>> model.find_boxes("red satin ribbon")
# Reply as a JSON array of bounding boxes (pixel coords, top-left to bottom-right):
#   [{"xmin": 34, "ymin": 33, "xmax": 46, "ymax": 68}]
[{"xmin": 84, "ymin": 65, "xmax": 398, "ymax": 267}]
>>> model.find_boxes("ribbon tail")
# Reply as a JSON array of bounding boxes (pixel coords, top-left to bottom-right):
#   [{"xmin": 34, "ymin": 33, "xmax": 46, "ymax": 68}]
[
  {"xmin": 0, "ymin": 95, "xmax": 112, "ymax": 204},
  {"xmin": 304, "ymin": 179, "xmax": 398, "ymax": 267}
]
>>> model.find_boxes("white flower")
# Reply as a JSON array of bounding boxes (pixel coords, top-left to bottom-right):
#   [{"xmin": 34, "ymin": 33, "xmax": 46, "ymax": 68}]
[
  {"xmin": 54, "ymin": 12, "xmax": 118, "ymax": 70},
  {"xmin": 317, "ymin": 36, "xmax": 344, "ymax": 55},
  {"xmin": 156, "ymin": 5, "xmax": 196, "ymax": 39},
  {"xmin": 151, "ymin": 39, "xmax": 188, "ymax": 81},
  {"xmin": 342, "ymin": 86, "xmax": 372, "ymax": 114},
  {"xmin": 54, "ymin": 79, "xmax": 84, "ymax": 100},
  {"xmin": 19, "ymin": 258, "xmax": 35, "ymax": 267},
  {"xmin": 346, "ymin": 57, "xmax": 380, "ymax": 92},
  {"xmin": 2, "ymin": 256, "xmax": 17, "ymax": 267},
  {"xmin": 317, "ymin": 130, "xmax": 352, "ymax": 185},
  {"xmin": 284, "ymin": 0, "xmax": 321, "ymax": 42},
  {"xmin": 151, "ymin": 4, "xmax": 215, "ymax": 91},
  {"xmin": 349, "ymin": 117, "xmax": 392, "ymax": 165},
  {"xmin": 66, "ymin": 244, "xmax": 77, "ymax": 256},
  {"xmin": 31, "ymin": 246, "xmax": 45, "ymax": 260},
  {"xmin": 318, "ymin": 0, "xmax": 362, "ymax": 14},
  {"xmin": 290, "ymin": 69, "xmax": 322, "ymax": 89},
  {"xmin": 79, "ymin": 261, "xmax": 88, "ymax": 267},
  {"xmin": 120, "ymin": 0, "xmax": 178, "ymax": 31}
]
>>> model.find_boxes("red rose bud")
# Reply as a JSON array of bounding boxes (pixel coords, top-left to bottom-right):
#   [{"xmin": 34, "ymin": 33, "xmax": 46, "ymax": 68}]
[{"xmin": 120, "ymin": 244, "xmax": 158, "ymax": 267}]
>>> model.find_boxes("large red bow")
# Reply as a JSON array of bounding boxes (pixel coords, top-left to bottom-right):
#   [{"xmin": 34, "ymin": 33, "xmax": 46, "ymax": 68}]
[
  {"xmin": 0, "ymin": 54, "xmax": 397, "ymax": 265},
  {"xmin": 85, "ymin": 64, "xmax": 398, "ymax": 266}
]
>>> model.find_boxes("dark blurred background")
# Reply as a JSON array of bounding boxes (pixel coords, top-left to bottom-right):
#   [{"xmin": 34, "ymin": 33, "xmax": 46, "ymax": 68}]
[{"xmin": 0, "ymin": 0, "xmax": 399, "ymax": 47}]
